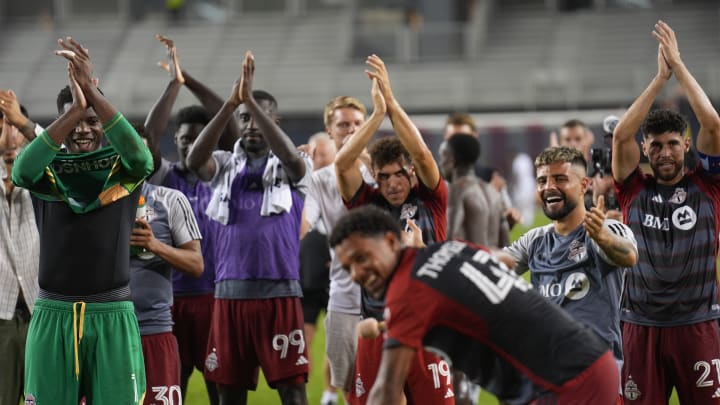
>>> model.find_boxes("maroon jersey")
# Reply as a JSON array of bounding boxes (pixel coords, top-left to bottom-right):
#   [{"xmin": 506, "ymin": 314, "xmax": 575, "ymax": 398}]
[
  {"xmin": 346, "ymin": 179, "xmax": 448, "ymax": 244},
  {"xmin": 616, "ymin": 167, "xmax": 720, "ymax": 326},
  {"xmin": 346, "ymin": 178, "xmax": 448, "ymax": 320},
  {"xmin": 384, "ymin": 241, "xmax": 610, "ymax": 397}
]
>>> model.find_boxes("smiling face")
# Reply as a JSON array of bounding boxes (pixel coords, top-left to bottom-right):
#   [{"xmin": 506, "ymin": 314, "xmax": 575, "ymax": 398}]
[
  {"xmin": 536, "ymin": 161, "xmax": 588, "ymax": 221},
  {"xmin": 63, "ymin": 103, "xmax": 103, "ymax": 153},
  {"xmin": 642, "ymin": 131, "xmax": 688, "ymax": 185},
  {"xmin": 334, "ymin": 232, "xmax": 401, "ymax": 298}
]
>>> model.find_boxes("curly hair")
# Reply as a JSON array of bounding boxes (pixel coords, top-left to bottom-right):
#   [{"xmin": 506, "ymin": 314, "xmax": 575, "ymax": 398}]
[
  {"xmin": 329, "ymin": 205, "xmax": 402, "ymax": 248},
  {"xmin": 534, "ymin": 146, "xmax": 587, "ymax": 172},
  {"xmin": 323, "ymin": 96, "xmax": 367, "ymax": 128},
  {"xmin": 368, "ymin": 136, "xmax": 411, "ymax": 170},
  {"xmin": 641, "ymin": 109, "xmax": 688, "ymax": 139}
]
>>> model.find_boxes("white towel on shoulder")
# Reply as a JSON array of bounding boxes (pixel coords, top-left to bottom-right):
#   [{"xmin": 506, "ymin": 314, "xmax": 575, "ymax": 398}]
[{"xmin": 205, "ymin": 141, "xmax": 311, "ymax": 225}]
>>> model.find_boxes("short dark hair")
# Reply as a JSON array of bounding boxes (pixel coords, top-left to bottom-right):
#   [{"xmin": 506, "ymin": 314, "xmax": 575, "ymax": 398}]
[
  {"xmin": 56, "ymin": 86, "xmax": 73, "ymax": 114},
  {"xmin": 56, "ymin": 85, "xmax": 104, "ymax": 114},
  {"xmin": 253, "ymin": 90, "xmax": 278, "ymax": 110},
  {"xmin": 535, "ymin": 146, "xmax": 587, "ymax": 173},
  {"xmin": 176, "ymin": 105, "xmax": 210, "ymax": 126},
  {"xmin": 329, "ymin": 205, "xmax": 402, "ymax": 248},
  {"xmin": 641, "ymin": 109, "xmax": 688, "ymax": 139},
  {"xmin": 561, "ymin": 119, "xmax": 587, "ymax": 131},
  {"xmin": 446, "ymin": 133, "xmax": 480, "ymax": 167},
  {"xmin": 369, "ymin": 136, "xmax": 411, "ymax": 170}
]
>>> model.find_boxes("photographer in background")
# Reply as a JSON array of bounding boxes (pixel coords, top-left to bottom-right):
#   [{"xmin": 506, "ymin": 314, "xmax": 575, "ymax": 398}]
[{"xmin": 589, "ymin": 116, "xmax": 622, "ymax": 221}]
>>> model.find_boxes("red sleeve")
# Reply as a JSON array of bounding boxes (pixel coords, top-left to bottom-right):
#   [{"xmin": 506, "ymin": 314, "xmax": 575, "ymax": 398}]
[
  {"xmin": 384, "ymin": 250, "xmax": 439, "ymax": 350},
  {"xmin": 418, "ymin": 177, "xmax": 449, "ymax": 241},
  {"xmin": 343, "ymin": 181, "xmax": 379, "ymax": 209}
]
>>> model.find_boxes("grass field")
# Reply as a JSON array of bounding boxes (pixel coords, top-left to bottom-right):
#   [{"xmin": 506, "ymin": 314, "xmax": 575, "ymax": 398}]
[{"xmin": 183, "ymin": 210, "xmax": 681, "ymax": 404}]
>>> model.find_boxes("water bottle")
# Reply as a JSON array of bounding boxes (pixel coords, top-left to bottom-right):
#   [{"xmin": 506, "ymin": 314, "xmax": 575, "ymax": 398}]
[{"xmin": 130, "ymin": 195, "xmax": 155, "ymax": 260}]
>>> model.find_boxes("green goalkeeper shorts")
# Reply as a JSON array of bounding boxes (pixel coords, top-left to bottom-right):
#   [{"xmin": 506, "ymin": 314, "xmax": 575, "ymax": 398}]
[{"xmin": 24, "ymin": 298, "xmax": 146, "ymax": 405}]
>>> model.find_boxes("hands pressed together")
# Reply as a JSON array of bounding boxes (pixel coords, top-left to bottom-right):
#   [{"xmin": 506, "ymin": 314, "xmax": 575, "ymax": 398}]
[
  {"xmin": 55, "ymin": 37, "xmax": 94, "ymax": 110},
  {"xmin": 228, "ymin": 51, "xmax": 255, "ymax": 108},
  {"xmin": 156, "ymin": 34, "xmax": 185, "ymax": 84},
  {"xmin": 653, "ymin": 20, "xmax": 682, "ymax": 80}
]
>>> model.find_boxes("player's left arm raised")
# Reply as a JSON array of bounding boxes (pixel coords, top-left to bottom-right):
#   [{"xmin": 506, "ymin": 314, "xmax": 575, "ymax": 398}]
[
  {"xmin": 240, "ymin": 52, "xmax": 307, "ymax": 182},
  {"xmin": 584, "ymin": 195, "xmax": 637, "ymax": 268},
  {"xmin": 367, "ymin": 345, "xmax": 414, "ymax": 405},
  {"xmin": 653, "ymin": 21, "xmax": 720, "ymax": 156},
  {"xmin": 366, "ymin": 55, "xmax": 440, "ymax": 189}
]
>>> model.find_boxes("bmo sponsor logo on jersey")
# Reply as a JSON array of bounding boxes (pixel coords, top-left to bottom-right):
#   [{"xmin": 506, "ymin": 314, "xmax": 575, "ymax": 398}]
[
  {"xmin": 539, "ymin": 272, "xmax": 590, "ymax": 301},
  {"xmin": 642, "ymin": 206, "xmax": 697, "ymax": 231}
]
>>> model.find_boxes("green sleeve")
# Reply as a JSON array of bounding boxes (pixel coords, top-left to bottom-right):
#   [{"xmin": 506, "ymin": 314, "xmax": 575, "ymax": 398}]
[
  {"xmin": 103, "ymin": 113, "xmax": 154, "ymax": 180},
  {"xmin": 11, "ymin": 131, "xmax": 61, "ymax": 189}
]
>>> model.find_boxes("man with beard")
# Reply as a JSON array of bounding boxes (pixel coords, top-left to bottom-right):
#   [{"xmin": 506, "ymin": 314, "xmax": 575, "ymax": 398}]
[
  {"xmin": 612, "ymin": 21, "xmax": 720, "ymax": 404},
  {"xmin": 12, "ymin": 38, "xmax": 153, "ymax": 404},
  {"xmin": 186, "ymin": 51, "xmax": 312, "ymax": 405},
  {"xmin": 0, "ymin": 101, "xmax": 39, "ymax": 405},
  {"xmin": 504, "ymin": 146, "xmax": 637, "ymax": 403}
]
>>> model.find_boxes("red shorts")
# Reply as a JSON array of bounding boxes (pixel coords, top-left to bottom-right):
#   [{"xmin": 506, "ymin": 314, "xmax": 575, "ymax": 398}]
[
  {"xmin": 140, "ymin": 332, "xmax": 182, "ymax": 405},
  {"xmin": 531, "ymin": 350, "xmax": 618, "ymax": 405},
  {"xmin": 348, "ymin": 334, "xmax": 454, "ymax": 405},
  {"xmin": 203, "ymin": 297, "xmax": 309, "ymax": 389},
  {"xmin": 172, "ymin": 293, "xmax": 214, "ymax": 371},
  {"xmin": 622, "ymin": 320, "xmax": 720, "ymax": 404}
]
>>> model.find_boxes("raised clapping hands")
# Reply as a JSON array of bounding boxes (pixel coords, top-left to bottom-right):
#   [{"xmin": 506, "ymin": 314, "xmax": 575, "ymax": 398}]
[
  {"xmin": 370, "ymin": 77, "xmax": 387, "ymax": 116},
  {"xmin": 365, "ymin": 54, "xmax": 394, "ymax": 105},
  {"xmin": 229, "ymin": 51, "xmax": 255, "ymax": 107},
  {"xmin": 156, "ymin": 34, "xmax": 185, "ymax": 84},
  {"xmin": 55, "ymin": 37, "xmax": 94, "ymax": 92},
  {"xmin": 67, "ymin": 59, "xmax": 88, "ymax": 111},
  {"xmin": 240, "ymin": 51, "xmax": 255, "ymax": 104},
  {"xmin": 652, "ymin": 20, "xmax": 682, "ymax": 75}
]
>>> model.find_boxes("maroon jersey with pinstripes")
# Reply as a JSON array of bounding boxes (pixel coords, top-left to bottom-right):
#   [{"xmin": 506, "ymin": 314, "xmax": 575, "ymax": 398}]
[{"xmin": 616, "ymin": 167, "xmax": 720, "ymax": 326}]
